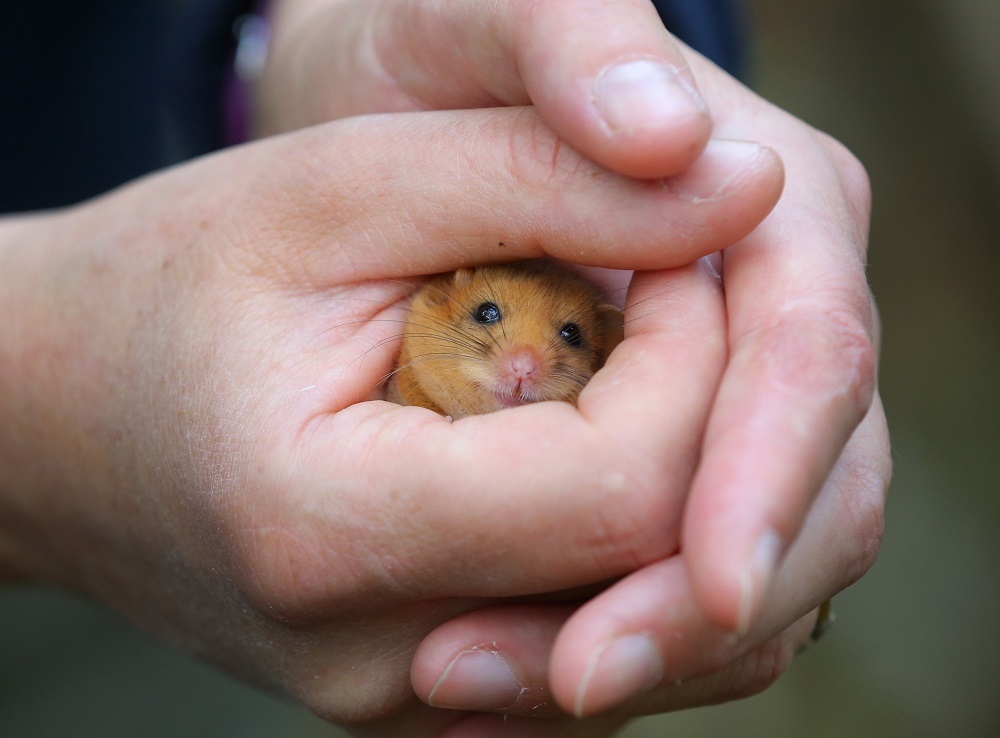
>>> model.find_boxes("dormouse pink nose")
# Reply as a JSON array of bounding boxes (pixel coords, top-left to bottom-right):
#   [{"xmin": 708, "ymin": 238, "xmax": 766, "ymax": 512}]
[{"xmin": 507, "ymin": 349, "xmax": 540, "ymax": 380}]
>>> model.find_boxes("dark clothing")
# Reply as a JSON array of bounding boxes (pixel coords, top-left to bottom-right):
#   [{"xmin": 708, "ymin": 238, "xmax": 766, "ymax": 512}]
[
  {"xmin": 0, "ymin": 0, "xmax": 744, "ymax": 213},
  {"xmin": 0, "ymin": 0, "xmax": 253, "ymax": 212},
  {"xmin": 655, "ymin": 0, "xmax": 745, "ymax": 77}
]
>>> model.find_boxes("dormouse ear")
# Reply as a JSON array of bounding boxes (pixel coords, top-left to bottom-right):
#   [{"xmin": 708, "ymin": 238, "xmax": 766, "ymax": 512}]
[
  {"xmin": 452, "ymin": 268, "xmax": 474, "ymax": 290},
  {"xmin": 422, "ymin": 268, "xmax": 473, "ymax": 307},
  {"xmin": 594, "ymin": 303, "xmax": 625, "ymax": 368}
]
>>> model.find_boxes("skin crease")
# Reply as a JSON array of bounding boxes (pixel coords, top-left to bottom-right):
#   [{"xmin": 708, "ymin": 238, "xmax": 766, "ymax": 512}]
[
  {"xmin": 386, "ymin": 261, "xmax": 624, "ymax": 419},
  {"xmin": 0, "ymin": 1, "xmax": 891, "ymax": 737}
]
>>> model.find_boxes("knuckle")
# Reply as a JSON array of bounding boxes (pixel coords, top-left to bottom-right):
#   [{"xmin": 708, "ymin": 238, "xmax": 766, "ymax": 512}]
[
  {"xmin": 844, "ymin": 477, "xmax": 887, "ymax": 583},
  {"xmin": 503, "ymin": 107, "xmax": 586, "ymax": 200},
  {"xmin": 760, "ymin": 299, "xmax": 878, "ymax": 422},
  {"xmin": 822, "ymin": 305, "xmax": 879, "ymax": 411},
  {"xmin": 832, "ymin": 425, "xmax": 892, "ymax": 587}
]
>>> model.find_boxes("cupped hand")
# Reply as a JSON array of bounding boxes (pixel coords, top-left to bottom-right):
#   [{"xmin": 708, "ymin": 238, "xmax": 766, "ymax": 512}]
[
  {"xmin": 0, "ymin": 106, "xmax": 781, "ymax": 734},
  {"xmin": 256, "ymin": 0, "xmax": 901, "ymax": 723},
  {"xmin": 261, "ymin": 2, "xmax": 887, "ymax": 623},
  {"xmin": 407, "ymin": 41, "xmax": 890, "ymax": 725}
]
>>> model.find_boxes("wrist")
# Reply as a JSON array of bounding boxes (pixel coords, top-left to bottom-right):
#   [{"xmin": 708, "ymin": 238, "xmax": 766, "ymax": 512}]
[
  {"xmin": 0, "ymin": 214, "xmax": 61, "ymax": 583},
  {"xmin": 0, "ymin": 210, "xmax": 124, "ymax": 589}
]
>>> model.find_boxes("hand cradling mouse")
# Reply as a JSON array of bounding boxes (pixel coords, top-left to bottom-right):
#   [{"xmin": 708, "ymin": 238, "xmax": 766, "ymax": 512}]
[{"xmin": 387, "ymin": 261, "xmax": 624, "ymax": 419}]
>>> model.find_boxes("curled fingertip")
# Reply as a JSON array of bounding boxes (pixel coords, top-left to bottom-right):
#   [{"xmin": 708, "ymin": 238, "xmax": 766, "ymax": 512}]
[
  {"xmin": 573, "ymin": 632, "xmax": 664, "ymax": 717},
  {"xmin": 736, "ymin": 528, "xmax": 784, "ymax": 635},
  {"xmin": 593, "ymin": 59, "xmax": 707, "ymax": 136},
  {"xmin": 668, "ymin": 140, "xmax": 780, "ymax": 203},
  {"xmin": 426, "ymin": 647, "xmax": 523, "ymax": 711}
]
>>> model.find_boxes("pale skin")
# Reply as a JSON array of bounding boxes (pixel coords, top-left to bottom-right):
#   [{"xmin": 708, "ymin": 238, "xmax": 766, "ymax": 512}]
[{"xmin": 0, "ymin": 0, "xmax": 890, "ymax": 736}]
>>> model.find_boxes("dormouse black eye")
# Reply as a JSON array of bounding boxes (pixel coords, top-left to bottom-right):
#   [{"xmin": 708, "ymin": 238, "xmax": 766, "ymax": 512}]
[
  {"xmin": 474, "ymin": 302, "xmax": 502, "ymax": 324},
  {"xmin": 560, "ymin": 322, "xmax": 583, "ymax": 346}
]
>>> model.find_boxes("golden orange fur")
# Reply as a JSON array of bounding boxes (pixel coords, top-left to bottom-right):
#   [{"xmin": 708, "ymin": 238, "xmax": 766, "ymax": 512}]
[{"xmin": 387, "ymin": 261, "xmax": 623, "ymax": 418}]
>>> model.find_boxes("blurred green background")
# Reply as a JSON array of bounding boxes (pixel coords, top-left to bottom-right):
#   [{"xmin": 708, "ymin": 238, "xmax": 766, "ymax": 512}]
[{"xmin": 2, "ymin": 0, "xmax": 998, "ymax": 735}]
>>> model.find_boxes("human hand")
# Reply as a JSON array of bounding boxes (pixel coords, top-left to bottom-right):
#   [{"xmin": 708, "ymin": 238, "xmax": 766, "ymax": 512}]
[
  {"xmin": 254, "ymin": 0, "xmax": 890, "ymax": 726},
  {"xmin": 0, "ymin": 106, "xmax": 781, "ymax": 735},
  {"xmin": 405, "ymin": 44, "xmax": 890, "ymax": 724}
]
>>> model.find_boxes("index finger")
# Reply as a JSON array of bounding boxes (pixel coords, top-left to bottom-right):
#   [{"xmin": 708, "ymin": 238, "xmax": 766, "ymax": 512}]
[
  {"xmin": 680, "ymin": 50, "xmax": 878, "ymax": 632},
  {"xmin": 232, "ymin": 107, "xmax": 783, "ymax": 284}
]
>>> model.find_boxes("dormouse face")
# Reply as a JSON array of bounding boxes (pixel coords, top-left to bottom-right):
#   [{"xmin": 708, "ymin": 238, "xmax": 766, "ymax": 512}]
[{"xmin": 400, "ymin": 262, "xmax": 623, "ymax": 417}]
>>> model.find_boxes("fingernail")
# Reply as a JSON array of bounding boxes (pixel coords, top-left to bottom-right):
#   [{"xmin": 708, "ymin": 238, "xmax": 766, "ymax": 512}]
[
  {"xmin": 574, "ymin": 633, "xmax": 664, "ymax": 718},
  {"xmin": 668, "ymin": 139, "xmax": 768, "ymax": 201},
  {"xmin": 427, "ymin": 648, "xmax": 522, "ymax": 710},
  {"xmin": 594, "ymin": 59, "xmax": 707, "ymax": 134},
  {"xmin": 736, "ymin": 528, "xmax": 784, "ymax": 635}
]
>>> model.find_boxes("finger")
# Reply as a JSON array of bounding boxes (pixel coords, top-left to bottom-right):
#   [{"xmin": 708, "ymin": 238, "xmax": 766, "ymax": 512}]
[
  {"xmin": 412, "ymin": 601, "xmax": 816, "ymax": 719},
  {"xmin": 412, "ymin": 605, "xmax": 573, "ymax": 716},
  {"xmin": 492, "ymin": 0, "xmax": 714, "ymax": 179},
  {"xmin": 576, "ymin": 260, "xmax": 726, "ymax": 503},
  {"xmin": 670, "ymin": 47, "xmax": 880, "ymax": 631},
  {"xmin": 267, "ymin": 0, "xmax": 712, "ymax": 179},
  {"xmin": 231, "ymin": 108, "xmax": 782, "ymax": 285},
  {"xmin": 547, "ymin": 399, "xmax": 890, "ymax": 715}
]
